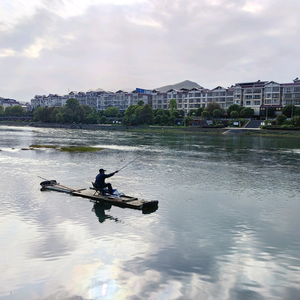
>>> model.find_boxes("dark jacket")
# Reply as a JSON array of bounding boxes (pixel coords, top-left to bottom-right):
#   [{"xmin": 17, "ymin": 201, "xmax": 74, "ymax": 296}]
[{"xmin": 95, "ymin": 172, "xmax": 115, "ymax": 189}]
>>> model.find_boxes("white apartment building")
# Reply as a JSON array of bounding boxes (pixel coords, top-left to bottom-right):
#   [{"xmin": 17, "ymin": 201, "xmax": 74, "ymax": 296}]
[{"xmin": 30, "ymin": 78, "xmax": 300, "ymax": 117}]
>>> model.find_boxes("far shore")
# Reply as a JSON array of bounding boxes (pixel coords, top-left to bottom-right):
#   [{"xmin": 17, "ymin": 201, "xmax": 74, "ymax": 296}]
[{"xmin": 1, "ymin": 121, "xmax": 300, "ymax": 137}]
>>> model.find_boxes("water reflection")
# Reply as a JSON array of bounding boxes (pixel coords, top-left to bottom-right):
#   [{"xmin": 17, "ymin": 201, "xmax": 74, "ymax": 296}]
[
  {"xmin": 92, "ymin": 203, "xmax": 120, "ymax": 223},
  {"xmin": 1, "ymin": 126, "xmax": 300, "ymax": 299}
]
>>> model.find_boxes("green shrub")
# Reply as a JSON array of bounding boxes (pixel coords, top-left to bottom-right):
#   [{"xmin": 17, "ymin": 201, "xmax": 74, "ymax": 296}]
[
  {"xmin": 291, "ymin": 115, "xmax": 300, "ymax": 126},
  {"xmin": 276, "ymin": 114, "xmax": 287, "ymax": 125}
]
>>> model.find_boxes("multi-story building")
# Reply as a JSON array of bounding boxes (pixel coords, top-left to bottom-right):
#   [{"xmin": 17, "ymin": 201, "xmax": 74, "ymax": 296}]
[{"xmin": 30, "ymin": 78, "xmax": 300, "ymax": 117}]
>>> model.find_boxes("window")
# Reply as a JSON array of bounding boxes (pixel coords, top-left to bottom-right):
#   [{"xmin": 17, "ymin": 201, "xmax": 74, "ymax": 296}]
[
  {"xmin": 265, "ymin": 99, "xmax": 271, "ymax": 104},
  {"xmin": 245, "ymin": 95, "xmax": 252, "ymax": 99},
  {"xmin": 273, "ymin": 99, "xmax": 279, "ymax": 104},
  {"xmin": 294, "ymin": 93, "xmax": 300, "ymax": 98},
  {"xmin": 253, "ymin": 95, "xmax": 261, "ymax": 99},
  {"xmin": 246, "ymin": 101, "xmax": 251, "ymax": 105},
  {"xmin": 272, "ymin": 93, "xmax": 279, "ymax": 98},
  {"xmin": 163, "ymin": 100, "xmax": 167, "ymax": 103},
  {"xmin": 254, "ymin": 101, "xmax": 260, "ymax": 105},
  {"xmin": 213, "ymin": 92, "xmax": 219, "ymax": 96},
  {"xmin": 189, "ymin": 99, "xmax": 194, "ymax": 103},
  {"xmin": 235, "ymin": 95, "xmax": 241, "ymax": 99},
  {"xmin": 284, "ymin": 94, "xmax": 292, "ymax": 98},
  {"xmin": 195, "ymin": 93, "xmax": 200, "ymax": 97},
  {"xmin": 283, "ymin": 87, "xmax": 292, "ymax": 93},
  {"xmin": 207, "ymin": 92, "xmax": 212, "ymax": 97},
  {"xmin": 158, "ymin": 100, "xmax": 162, "ymax": 104},
  {"xmin": 295, "ymin": 87, "xmax": 300, "ymax": 92},
  {"xmin": 265, "ymin": 94, "xmax": 272, "ymax": 98},
  {"xmin": 253, "ymin": 89, "xmax": 261, "ymax": 93},
  {"xmin": 273, "ymin": 87, "xmax": 280, "ymax": 92},
  {"xmin": 245, "ymin": 89, "xmax": 252, "ymax": 94},
  {"xmin": 265, "ymin": 87, "xmax": 272, "ymax": 93}
]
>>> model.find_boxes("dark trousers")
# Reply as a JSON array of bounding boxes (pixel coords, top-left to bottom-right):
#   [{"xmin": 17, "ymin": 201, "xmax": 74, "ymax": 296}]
[{"xmin": 104, "ymin": 183, "xmax": 113, "ymax": 194}]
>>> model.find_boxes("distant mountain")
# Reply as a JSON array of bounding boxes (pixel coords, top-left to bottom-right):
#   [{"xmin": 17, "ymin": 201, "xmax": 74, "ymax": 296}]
[
  {"xmin": 87, "ymin": 88, "xmax": 106, "ymax": 92},
  {"xmin": 155, "ymin": 80, "xmax": 203, "ymax": 93}
]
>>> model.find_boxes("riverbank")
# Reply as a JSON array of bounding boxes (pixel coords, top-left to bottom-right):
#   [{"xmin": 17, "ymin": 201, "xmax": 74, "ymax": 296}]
[{"xmin": 2, "ymin": 120, "xmax": 300, "ymax": 136}]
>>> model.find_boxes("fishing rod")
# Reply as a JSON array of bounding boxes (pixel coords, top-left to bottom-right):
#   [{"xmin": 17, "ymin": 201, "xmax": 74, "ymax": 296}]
[{"xmin": 118, "ymin": 155, "xmax": 141, "ymax": 172}]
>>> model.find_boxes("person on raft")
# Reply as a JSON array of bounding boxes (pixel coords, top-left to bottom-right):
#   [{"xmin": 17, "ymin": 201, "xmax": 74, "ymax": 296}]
[{"xmin": 95, "ymin": 168, "xmax": 118, "ymax": 194}]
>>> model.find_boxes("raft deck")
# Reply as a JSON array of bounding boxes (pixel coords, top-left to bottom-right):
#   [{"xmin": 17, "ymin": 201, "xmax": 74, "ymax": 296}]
[{"xmin": 40, "ymin": 181, "xmax": 158, "ymax": 210}]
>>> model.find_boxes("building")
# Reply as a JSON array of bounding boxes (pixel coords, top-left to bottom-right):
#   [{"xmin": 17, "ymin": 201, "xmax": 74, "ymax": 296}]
[{"xmin": 30, "ymin": 78, "xmax": 300, "ymax": 117}]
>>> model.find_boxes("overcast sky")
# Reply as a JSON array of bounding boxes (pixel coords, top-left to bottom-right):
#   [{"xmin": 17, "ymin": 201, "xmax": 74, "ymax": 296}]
[{"xmin": 0, "ymin": 0, "xmax": 299, "ymax": 101}]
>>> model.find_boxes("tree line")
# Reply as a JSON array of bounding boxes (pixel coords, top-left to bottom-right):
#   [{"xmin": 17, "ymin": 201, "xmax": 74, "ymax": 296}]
[{"xmin": 3, "ymin": 98, "xmax": 300, "ymax": 127}]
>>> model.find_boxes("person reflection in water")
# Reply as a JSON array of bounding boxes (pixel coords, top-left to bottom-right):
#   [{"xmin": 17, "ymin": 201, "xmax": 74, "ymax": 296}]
[
  {"xmin": 95, "ymin": 168, "xmax": 118, "ymax": 194},
  {"xmin": 92, "ymin": 203, "xmax": 118, "ymax": 223}
]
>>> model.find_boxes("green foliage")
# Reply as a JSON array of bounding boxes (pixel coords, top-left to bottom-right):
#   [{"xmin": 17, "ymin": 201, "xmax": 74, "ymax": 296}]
[
  {"xmin": 188, "ymin": 109, "xmax": 197, "ymax": 117},
  {"xmin": 125, "ymin": 105, "xmax": 137, "ymax": 117},
  {"xmin": 206, "ymin": 101, "xmax": 221, "ymax": 115},
  {"xmin": 282, "ymin": 105, "xmax": 296, "ymax": 118},
  {"xmin": 230, "ymin": 111, "xmax": 239, "ymax": 118},
  {"xmin": 154, "ymin": 115, "xmax": 161, "ymax": 124},
  {"xmin": 116, "ymin": 112, "xmax": 123, "ymax": 118},
  {"xmin": 178, "ymin": 109, "xmax": 185, "ymax": 117},
  {"xmin": 294, "ymin": 107, "xmax": 300, "ymax": 116},
  {"xmin": 137, "ymin": 100, "xmax": 144, "ymax": 106},
  {"xmin": 291, "ymin": 115, "xmax": 300, "ymax": 127},
  {"xmin": 86, "ymin": 108, "xmax": 100, "ymax": 124},
  {"xmin": 103, "ymin": 106, "xmax": 119, "ymax": 117},
  {"xmin": 195, "ymin": 107, "xmax": 204, "ymax": 116},
  {"xmin": 168, "ymin": 115, "xmax": 176, "ymax": 126},
  {"xmin": 100, "ymin": 116, "xmax": 108, "ymax": 124},
  {"xmin": 136, "ymin": 104, "xmax": 154, "ymax": 124},
  {"xmin": 5, "ymin": 105, "xmax": 24, "ymax": 116},
  {"xmin": 164, "ymin": 110, "xmax": 170, "ymax": 117},
  {"xmin": 171, "ymin": 110, "xmax": 179, "ymax": 118},
  {"xmin": 0, "ymin": 105, "xmax": 4, "ymax": 115},
  {"xmin": 276, "ymin": 114, "xmax": 287, "ymax": 125},
  {"xmin": 213, "ymin": 109, "xmax": 222, "ymax": 118},
  {"xmin": 201, "ymin": 111, "xmax": 210, "ymax": 118},
  {"xmin": 240, "ymin": 107, "xmax": 254, "ymax": 118},
  {"xmin": 227, "ymin": 104, "xmax": 241, "ymax": 117},
  {"xmin": 169, "ymin": 99, "xmax": 177, "ymax": 111},
  {"xmin": 66, "ymin": 98, "xmax": 80, "ymax": 112}
]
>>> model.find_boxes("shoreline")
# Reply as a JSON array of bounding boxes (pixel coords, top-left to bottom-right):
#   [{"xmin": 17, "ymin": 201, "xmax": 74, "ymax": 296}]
[{"xmin": 1, "ymin": 121, "xmax": 300, "ymax": 137}]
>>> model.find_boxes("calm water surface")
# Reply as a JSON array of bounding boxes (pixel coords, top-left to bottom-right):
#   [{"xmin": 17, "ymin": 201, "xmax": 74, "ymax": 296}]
[{"xmin": 1, "ymin": 126, "xmax": 300, "ymax": 300}]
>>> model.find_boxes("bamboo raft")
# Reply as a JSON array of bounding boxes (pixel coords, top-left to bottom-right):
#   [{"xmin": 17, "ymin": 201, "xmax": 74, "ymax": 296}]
[{"xmin": 40, "ymin": 180, "xmax": 159, "ymax": 210}]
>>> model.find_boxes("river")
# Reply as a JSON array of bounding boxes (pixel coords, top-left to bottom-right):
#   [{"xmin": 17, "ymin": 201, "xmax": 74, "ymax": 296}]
[{"xmin": 0, "ymin": 125, "xmax": 300, "ymax": 300}]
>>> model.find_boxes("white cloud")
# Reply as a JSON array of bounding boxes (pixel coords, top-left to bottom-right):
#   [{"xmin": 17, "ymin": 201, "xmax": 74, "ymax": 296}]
[{"xmin": 0, "ymin": 0, "xmax": 300, "ymax": 101}]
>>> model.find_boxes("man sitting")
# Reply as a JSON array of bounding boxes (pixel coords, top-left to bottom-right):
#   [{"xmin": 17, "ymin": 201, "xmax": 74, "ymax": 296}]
[{"xmin": 95, "ymin": 168, "xmax": 118, "ymax": 194}]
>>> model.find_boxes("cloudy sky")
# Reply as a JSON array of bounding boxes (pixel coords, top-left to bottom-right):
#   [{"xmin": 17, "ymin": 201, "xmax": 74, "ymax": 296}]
[{"xmin": 0, "ymin": 0, "xmax": 299, "ymax": 101}]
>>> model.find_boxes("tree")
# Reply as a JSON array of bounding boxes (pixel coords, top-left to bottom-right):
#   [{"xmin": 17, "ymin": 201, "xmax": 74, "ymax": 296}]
[
  {"xmin": 0, "ymin": 105, "xmax": 4, "ymax": 115},
  {"xmin": 137, "ymin": 104, "xmax": 154, "ymax": 124},
  {"xmin": 154, "ymin": 115, "xmax": 161, "ymax": 124},
  {"xmin": 230, "ymin": 111, "xmax": 239, "ymax": 119},
  {"xmin": 206, "ymin": 101, "xmax": 221, "ymax": 115},
  {"xmin": 195, "ymin": 107, "xmax": 204, "ymax": 116},
  {"xmin": 213, "ymin": 109, "xmax": 222, "ymax": 118},
  {"xmin": 188, "ymin": 109, "xmax": 197, "ymax": 117},
  {"xmin": 291, "ymin": 115, "xmax": 300, "ymax": 126},
  {"xmin": 104, "ymin": 106, "xmax": 119, "ymax": 117},
  {"xmin": 33, "ymin": 107, "xmax": 44, "ymax": 121},
  {"xmin": 201, "ymin": 111, "xmax": 210, "ymax": 118},
  {"xmin": 169, "ymin": 99, "xmax": 177, "ymax": 112},
  {"xmin": 282, "ymin": 105, "xmax": 296, "ymax": 118},
  {"xmin": 86, "ymin": 108, "xmax": 100, "ymax": 124},
  {"xmin": 66, "ymin": 98, "xmax": 80, "ymax": 112},
  {"xmin": 276, "ymin": 114, "xmax": 287, "ymax": 125},
  {"xmin": 178, "ymin": 109, "xmax": 185, "ymax": 117},
  {"xmin": 137, "ymin": 100, "xmax": 144, "ymax": 106},
  {"xmin": 240, "ymin": 107, "xmax": 254, "ymax": 118},
  {"xmin": 171, "ymin": 110, "xmax": 179, "ymax": 118},
  {"xmin": 100, "ymin": 116, "xmax": 108, "ymax": 124},
  {"xmin": 125, "ymin": 105, "xmax": 137, "ymax": 117},
  {"xmin": 295, "ymin": 107, "xmax": 300, "ymax": 116},
  {"xmin": 5, "ymin": 105, "xmax": 24, "ymax": 116},
  {"xmin": 227, "ymin": 104, "xmax": 240, "ymax": 117}
]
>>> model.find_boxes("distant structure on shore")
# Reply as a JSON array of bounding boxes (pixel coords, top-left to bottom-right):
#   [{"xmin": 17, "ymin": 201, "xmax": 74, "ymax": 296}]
[{"xmin": 30, "ymin": 78, "xmax": 300, "ymax": 117}]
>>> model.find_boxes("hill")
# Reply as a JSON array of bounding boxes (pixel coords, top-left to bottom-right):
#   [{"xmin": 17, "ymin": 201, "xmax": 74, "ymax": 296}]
[{"xmin": 155, "ymin": 80, "xmax": 203, "ymax": 92}]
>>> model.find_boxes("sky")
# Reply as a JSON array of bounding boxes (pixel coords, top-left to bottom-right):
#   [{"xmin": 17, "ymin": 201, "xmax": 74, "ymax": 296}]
[{"xmin": 0, "ymin": 0, "xmax": 300, "ymax": 101}]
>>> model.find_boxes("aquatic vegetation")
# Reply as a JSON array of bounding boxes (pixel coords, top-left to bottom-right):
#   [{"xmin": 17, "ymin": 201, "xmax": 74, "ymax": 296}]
[
  {"xmin": 60, "ymin": 146, "xmax": 104, "ymax": 152},
  {"xmin": 29, "ymin": 144, "xmax": 103, "ymax": 152},
  {"xmin": 30, "ymin": 144, "xmax": 59, "ymax": 149}
]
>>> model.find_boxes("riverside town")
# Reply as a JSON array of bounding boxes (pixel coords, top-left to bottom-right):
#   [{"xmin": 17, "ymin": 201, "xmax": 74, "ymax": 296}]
[{"xmin": 1, "ymin": 78, "xmax": 300, "ymax": 128}]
